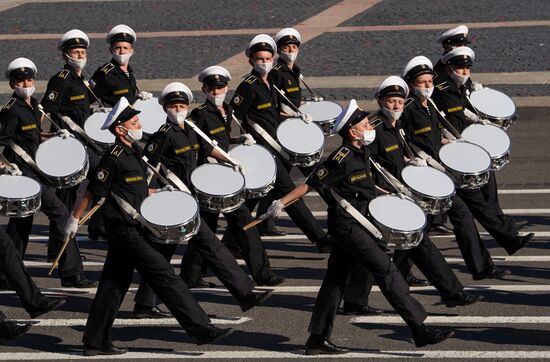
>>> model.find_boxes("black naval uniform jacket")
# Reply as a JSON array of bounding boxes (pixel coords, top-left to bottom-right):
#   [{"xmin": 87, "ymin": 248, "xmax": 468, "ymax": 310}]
[
  {"xmin": 190, "ymin": 100, "xmax": 233, "ymax": 164},
  {"xmin": 88, "ymin": 139, "xmax": 148, "ymax": 226},
  {"xmin": 90, "ymin": 60, "xmax": 139, "ymax": 107},
  {"xmin": 231, "ymin": 70, "xmax": 279, "ymax": 151},
  {"xmin": 0, "ymin": 95, "xmax": 42, "ymax": 174},
  {"xmin": 400, "ymin": 95, "xmax": 444, "ymax": 158},
  {"xmin": 143, "ymin": 121, "xmax": 212, "ymax": 188},
  {"xmin": 41, "ymin": 64, "xmax": 91, "ymax": 129},
  {"xmin": 307, "ymin": 140, "xmax": 377, "ymax": 228},
  {"xmin": 432, "ymin": 72, "xmax": 474, "ymax": 134},
  {"xmin": 269, "ymin": 60, "xmax": 302, "ymax": 108}
]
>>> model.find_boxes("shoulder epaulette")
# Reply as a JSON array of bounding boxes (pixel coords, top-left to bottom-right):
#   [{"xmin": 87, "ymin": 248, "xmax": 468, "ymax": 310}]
[
  {"xmin": 273, "ymin": 63, "xmax": 282, "ymax": 71},
  {"xmin": 332, "ymin": 146, "xmax": 350, "ymax": 164},
  {"xmin": 195, "ymin": 103, "xmax": 207, "ymax": 111},
  {"xmin": 2, "ymin": 98, "xmax": 16, "ymax": 111},
  {"xmin": 435, "ymin": 81, "xmax": 449, "ymax": 91},
  {"xmin": 101, "ymin": 63, "xmax": 115, "ymax": 75},
  {"xmin": 404, "ymin": 97, "xmax": 414, "ymax": 108},
  {"xmin": 159, "ymin": 123, "xmax": 173, "ymax": 133},
  {"xmin": 110, "ymin": 145, "xmax": 123, "ymax": 157},
  {"xmin": 57, "ymin": 69, "xmax": 70, "ymax": 79},
  {"xmin": 244, "ymin": 74, "xmax": 257, "ymax": 85}
]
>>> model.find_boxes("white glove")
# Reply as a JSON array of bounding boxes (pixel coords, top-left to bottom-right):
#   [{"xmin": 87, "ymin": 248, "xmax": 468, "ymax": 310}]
[
  {"xmin": 408, "ymin": 157, "xmax": 427, "ymax": 167},
  {"xmin": 8, "ymin": 163, "xmax": 22, "ymax": 176},
  {"xmin": 93, "ymin": 106, "xmax": 112, "ymax": 113},
  {"xmin": 159, "ymin": 185, "xmax": 175, "ymax": 192},
  {"xmin": 233, "ymin": 162, "xmax": 244, "ymax": 173},
  {"xmin": 56, "ymin": 129, "xmax": 71, "ymax": 139},
  {"xmin": 64, "ymin": 215, "xmax": 79, "ymax": 240},
  {"xmin": 472, "ymin": 82, "xmax": 483, "ymax": 91},
  {"xmin": 300, "ymin": 113, "xmax": 313, "ymax": 124},
  {"xmin": 313, "ymin": 96, "xmax": 324, "ymax": 102},
  {"xmin": 267, "ymin": 199, "xmax": 285, "ymax": 219},
  {"xmin": 480, "ymin": 118, "xmax": 491, "ymax": 125},
  {"xmin": 397, "ymin": 192, "xmax": 406, "ymax": 200},
  {"xmin": 138, "ymin": 91, "xmax": 153, "ymax": 101},
  {"xmin": 242, "ymin": 133, "xmax": 255, "ymax": 146},
  {"xmin": 280, "ymin": 103, "xmax": 299, "ymax": 117}
]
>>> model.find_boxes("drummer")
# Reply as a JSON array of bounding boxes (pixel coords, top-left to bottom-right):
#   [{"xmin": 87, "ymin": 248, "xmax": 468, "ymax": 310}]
[
  {"xmin": 267, "ymin": 100, "xmax": 454, "ymax": 354},
  {"xmin": 433, "ymin": 25, "xmax": 471, "ymax": 83},
  {"xmin": 66, "ymin": 96, "xmax": 235, "ymax": 355},
  {"xmin": 89, "ymin": 24, "xmax": 153, "ymax": 107},
  {"xmin": 407, "ymin": 55, "xmax": 533, "ymax": 269},
  {"xmin": 133, "ymin": 83, "xmax": 273, "ymax": 318},
  {"xmin": 229, "ymin": 33, "xmax": 333, "ymax": 253},
  {"xmin": 0, "ymin": 57, "xmax": 95, "ymax": 288},
  {"xmin": 179, "ymin": 65, "xmax": 285, "ymax": 288}
]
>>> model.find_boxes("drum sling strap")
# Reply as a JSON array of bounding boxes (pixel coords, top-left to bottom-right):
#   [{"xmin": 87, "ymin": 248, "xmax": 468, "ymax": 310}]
[
  {"xmin": 56, "ymin": 114, "xmax": 104, "ymax": 154},
  {"xmin": 368, "ymin": 157, "xmax": 413, "ymax": 198},
  {"xmin": 329, "ymin": 189, "xmax": 383, "ymax": 240},
  {"xmin": 248, "ymin": 120, "xmax": 290, "ymax": 162},
  {"xmin": 110, "ymin": 191, "xmax": 161, "ymax": 238},
  {"xmin": 8, "ymin": 141, "xmax": 41, "ymax": 172}
]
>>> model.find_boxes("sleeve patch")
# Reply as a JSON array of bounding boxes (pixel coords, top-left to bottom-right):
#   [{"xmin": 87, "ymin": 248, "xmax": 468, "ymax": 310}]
[
  {"xmin": 96, "ymin": 168, "xmax": 109, "ymax": 182},
  {"xmin": 46, "ymin": 90, "xmax": 59, "ymax": 102},
  {"xmin": 146, "ymin": 142, "xmax": 158, "ymax": 154},
  {"xmin": 232, "ymin": 94, "xmax": 244, "ymax": 106},
  {"xmin": 316, "ymin": 166, "xmax": 329, "ymax": 180}
]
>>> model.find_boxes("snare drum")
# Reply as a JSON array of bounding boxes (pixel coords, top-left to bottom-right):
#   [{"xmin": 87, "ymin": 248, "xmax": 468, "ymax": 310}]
[
  {"xmin": 0, "ymin": 175, "xmax": 41, "ymax": 218},
  {"xmin": 401, "ymin": 165, "xmax": 455, "ymax": 215},
  {"xmin": 133, "ymin": 97, "xmax": 165, "ymax": 136},
  {"xmin": 35, "ymin": 136, "xmax": 89, "ymax": 189},
  {"xmin": 190, "ymin": 163, "xmax": 245, "ymax": 213},
  {"xmin": 228, "ymin": 144, "xmax": 276, "ymax": 199},
  {"xmin": 368, "ymin": 194, "xmax": 426, "ymax": 250},
  {"xmin": 469, "ymin": 87, "xmax": 518, "ymax": 130},
  {"xmin": 276, "ymin": 118, "xmax": 325, "ymax": 167},
  {"xmin": 461, "ymin": 123, "xmax": 511, "ymax": 171},
  {"xmin": 438, "ymin": 141, "xmax": 491, "ymax": 189},
  {"xmin": 140, "ymin": 190, "xmax": 200, "ymax": 243},
  {"xmin": 299, "ymin": 100, "xmax": 343, "ymax": 136},
  {"xmin": 84, "ymin": 112, "xmax": 115, "ymax": 146}
]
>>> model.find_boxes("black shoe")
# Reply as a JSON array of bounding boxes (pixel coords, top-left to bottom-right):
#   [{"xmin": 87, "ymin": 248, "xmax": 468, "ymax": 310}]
[
  {"xmin": 256, "ymin": 275, "xmax": 285, "ymax": 287},
  {"xmin": 406, "ymin": 275, "xmax": 430, "ymax": 287},
  {"xmin": 0, "ymin": 321, "xmax": 31, "ymax": 345},
  {"xmin": 507, "ymin": 232, "xmax": 534, "ymax": 256},
  {"xmin": 30, "ymin": 297, "xmax": 66, "ymax": 319},
  {"xmin": 61, "ymin": 274, "xmax": 97, "ymax": 288},
  {"xmin": 305, "ymin": 335, "xmax": 349, "ymax": 355},
  {"xmin": 132, "ymin": 305, "xmax": 172, "ymax": 319},
  {"xmin": 315, "ymin": 234, "xmax": 333, "ymax": 254},
  {"xmin": 188, "ymin": 278, "xmax": 217, "ymax": 289},
  {"xmin": 341, "ymin": 301, "xmax": 383, "ymax": 315},
  {"xmin": 259, "ymin": 228, "xmax": 287, "ymax": 237},
  {"xmin": 240, "ymin": 290, "xmax": 273, "ymax": 312},
  {"xmin": 413, "ymin": 326, "xmax": 454, "ymax": 348},
  {"xmin": 444, "ymin": 292, "xmax": 483, "ymax": 308},
  {"xmin": 83, "ymin": 344, "xmax": 128, "ymax": 356},
  {"xmin": 473, "ymin": 266, "xmax": 511, "ymax": 281},
  {"xmin": 429, "ymin": 224, "xmax": 454, "ymax": 235},
  {"xmin": 196, "ymin": 326, "xmax": 234, "ymax": 345}
]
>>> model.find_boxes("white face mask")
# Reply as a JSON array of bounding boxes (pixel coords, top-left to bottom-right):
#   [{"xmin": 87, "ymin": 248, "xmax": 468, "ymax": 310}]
[
  {"xmin": 382, "ymin": 107, "xmax": 403, "ymax": 121},
  {"xmin": 253, "ymin": 61, "xmax": 273, "ymax": 76},
  {"xmin": 450, "ymin": 70, "xmax": 469, "ymax": 86},
  {"xmin": 359, "ymin": 129, "xmax": 376, "ymax": 146},
  {"xmin": 167, "ymin": 109, "xmax": 188, "ymax": 126},
  {"xmin": 414, "ymin": 86, "xmax": 434, "ymax": 100},
  {"xmin": 14, "ymin": 85, "xmax": 35, "ymax": 98},
  {"xmin": 121, "ymin": 126, "xmax": 142, "ymax": 142},
  {"xmin": 112, "ymin": 51, "xmax": 133, "ymax": 66},
  {"xmin": 66, "ymin": 54, "xmax": 86, "ymax": 70},
  {"xmin": 279, "ymin": 51, "xmax": 298, "ymax": 64},
  {"xmin": 206, "ymin": 91, "xmax": 226, "ymax": 107}
]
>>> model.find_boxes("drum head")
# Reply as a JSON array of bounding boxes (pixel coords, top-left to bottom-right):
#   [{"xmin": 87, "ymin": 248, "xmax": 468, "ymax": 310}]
[
  {"xmin": 141, "ymin": 191, "xmax": 197, "ymax": 227},
  {"xmin": 133, "ymin": 98, "xmax": 165, "ymax": 135},
  {"xmin": 469, "ymin": 88, "xmax": 516, "ymax": 120},
  {"xmin": 276, "ymin": 118, "xmax": 325, "ymax": 154},
  {"xmin": 190, "ymin": 164, "xmax": 245, "ymax": 196},
  {"xmin": 369, "ymin": 195, "xmax": 426, "ymax": 232},
  {"xmin": 439, "ymin": 141, "xmax": 491, "ymax": 173},
  {"xmin": 228, "ymin": 144, "xmax": 276, "ymax": 190},
  {"xmin": 299, "ymin": 101, "xmax": 343, "ymax": 123},
  {"xmin": 461, "ymin": 124, "xmax": 510, "ymax": 158},
  {"xmin": 401, "ymin": 166, "xmax": 455, "ymax": 198},
  {"xmin": 84, "ymin": 113, "xmax": 115, "ymax": 145},
  {"xmin": 35, "ymin": 136, "xmax": 87, "ymax": 177},
  {"xmin": 0, "ymin": 175, "xmax": 41, "ymax": 198}
]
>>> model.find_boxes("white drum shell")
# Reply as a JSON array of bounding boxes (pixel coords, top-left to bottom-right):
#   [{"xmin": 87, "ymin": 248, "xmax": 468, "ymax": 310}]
[
  {"xmin": 461, "ymin": 123, "xmax": 511, "ymax": 171},
  {"xmin": 190, "ymin": 164, "xmax": 245, "ymax": 213},
  {"xmin": 438, "ymin": 141, "xmax": 491, "ymax": 189},
  {"xmin": 469, "ymin": 87, "xmax": 518, "ymax": 130},
  {"xmin": 401, "ymin": 166, "xmax": 456, "ymax": 215},
  {"xmin": 276, "ymin": 118, "xmax": 325, "ymax": 167},
  {"xmin": 299, "ymin": 101, "xmax": 343, "ymax": 136},
  {"xmin": 0, "ymin": 175, "xmax": 42, "ymax": 217},
  {"xmin": 228, "ymin": 144, "xmax": 276, "ymax": 199}
]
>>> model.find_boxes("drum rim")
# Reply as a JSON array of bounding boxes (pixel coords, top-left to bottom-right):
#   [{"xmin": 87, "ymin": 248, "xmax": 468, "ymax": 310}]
[
  {"xmin": 140, "ymin": 190, "xmax": 199, "ymax": 228},
  {"xmin": 438, "ymin": 141, "xmax": 492, "ymax": 175},
  {"xmin": 228, "ymin": 143, "xmax": 277, "ymax": 191},
  {"xmin": 36, "ymin": 136, "xmax": 89, "ymax": 178},
  {"xmin": 276, "ymin": 118, "xmax": 325, "ymax": 155},
  {"xmin": 368, "ymin": 194, "xmax": 427, "ymax": 232}
]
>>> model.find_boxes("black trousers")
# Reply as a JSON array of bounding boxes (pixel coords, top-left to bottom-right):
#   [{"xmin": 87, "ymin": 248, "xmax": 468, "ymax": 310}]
[
  {"xmin": 135, "ymin": 217, "xmax": 255, "ymax": 309},
  {"xmin": 6, "ymin": 172, "xmax": 83, "ymax": 278},
  {"xmin": 0, "ymin": 226, "xmax": 47, "ymax": 317},
  {"xmin": 481, "ymin": 171, "xmax": 509, "ymax": 222},
  {"xmin": 83, "ymin": 224, "xmax": 211, "ymax": 348},
  {"xmin": 308, "ymin": 218, "xmax": 427, "ymax": 338}
]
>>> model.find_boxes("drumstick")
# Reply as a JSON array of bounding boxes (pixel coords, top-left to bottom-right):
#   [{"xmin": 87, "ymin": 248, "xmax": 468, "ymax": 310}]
[
  {"xmin": 37, "ymin": 104, "xmax": 63, "ymax": 131},
  {"xmin": 299, "ymin": 74, "xmax": 323, "ymax": 100},
  {"xmin": 183, "ymin": 119, "xmax": 240, "ymax": 167},
  {"xmin": 272, "ymin": 85, "xmax": 304, "ymax": 116},
  {"xmin": 242, "ymin": 198, "xmax": 299, "ymax": 231},
  {"xmin": 48, "ymin": 198, "xmax": 105, "ymax": 276},
  {"xmin": 427, "ymin": 99, "xmax": 462, "ymax": 139},
  {"xmin": 83, "ymin": 80, "xmax": 107, "ymax": 108}
]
